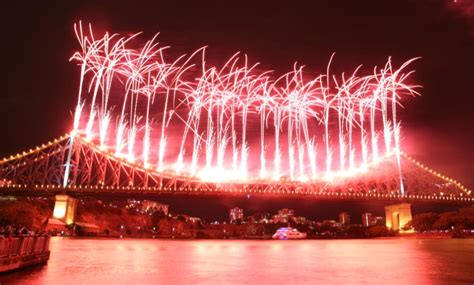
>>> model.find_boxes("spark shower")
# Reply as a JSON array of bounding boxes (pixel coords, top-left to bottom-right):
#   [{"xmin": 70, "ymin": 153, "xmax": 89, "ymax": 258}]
[{"xmin": 69, "ymin": 23, "xmax": 420, "ymax": 192}]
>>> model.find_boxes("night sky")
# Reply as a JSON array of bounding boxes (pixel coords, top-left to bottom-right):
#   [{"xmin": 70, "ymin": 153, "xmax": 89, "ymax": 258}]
[{"xmin": 1, "ymin": 0, "xmax": 473, "ymax": 220}]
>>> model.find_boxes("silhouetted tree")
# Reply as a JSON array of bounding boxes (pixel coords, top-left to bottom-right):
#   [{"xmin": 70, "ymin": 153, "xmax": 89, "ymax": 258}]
[{"xmin": 411, "ymin": 212, "xmax": 438, "ymax": 232}]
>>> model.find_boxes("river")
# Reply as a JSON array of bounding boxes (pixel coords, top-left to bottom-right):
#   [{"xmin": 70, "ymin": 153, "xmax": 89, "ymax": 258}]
[{"xmin": 1, "ymin": 237, "xmax": 473, "ymax": 284}]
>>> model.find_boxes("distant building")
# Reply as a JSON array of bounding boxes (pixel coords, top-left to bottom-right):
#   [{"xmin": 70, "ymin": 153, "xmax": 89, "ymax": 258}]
[
  {"xmin": 75, "ymin": 222, "xmax": 101, "ymax": 235},
  {"xmin": 141, "ymin": 200, "xmax": 169, "ymax": 215},
  {"xmin": 229, "ymin": 207, "xmax": 244, "ymax": 223},
  {"xmin": 272, "ymin": 208, "xmax": 295, "ymax": 223},
  {"xmin": 339, "ymin": 212, "xmax": 350, "ymax": 226},
  {"xmin": 292, "ymin": 216, "xmax": 307, "ymax": 225},
  {"xmin": 174, "ymin": 214, "xmax": 201, "ymax": 224},
  {"xmin": 374, "ymin": 216, "xmax": 384, "ymax": 226},
  {"xmin": 362, "ymin": 212, "xmax": 374, "ymax": 227},
  {"xmin": 188, "ymin": 217, "xmax": 201, "ymax": 223},
  {"xmin": 322, "ymin": 220, "xmax": 337, "ymax": 227},
  {"xmin": 247, "ymin": 212, "xmax": 270, "ymax": 223}
]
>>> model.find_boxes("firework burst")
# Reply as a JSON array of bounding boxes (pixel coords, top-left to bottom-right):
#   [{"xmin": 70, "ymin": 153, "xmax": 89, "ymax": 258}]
[{"xmin": 70, "ymin": 22, "xmax": 420, "ymax": 193}]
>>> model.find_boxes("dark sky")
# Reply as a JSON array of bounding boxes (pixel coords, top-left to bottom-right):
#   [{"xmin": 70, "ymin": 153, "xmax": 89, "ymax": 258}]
[{"xmin": 1, "ymin": 0, "xmax": 473, "ymax": 219}]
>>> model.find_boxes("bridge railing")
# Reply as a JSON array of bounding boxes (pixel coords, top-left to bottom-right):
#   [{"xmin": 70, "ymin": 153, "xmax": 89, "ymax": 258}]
[{"xmin": 0, "ymin": 235, "xmax": 50, "ymax": 257}]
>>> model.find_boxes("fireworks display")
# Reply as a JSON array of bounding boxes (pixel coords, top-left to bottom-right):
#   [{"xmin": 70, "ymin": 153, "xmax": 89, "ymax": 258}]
[{"xmin": 69, "ymin": 22, "xmax": 420, "ymax": 189}]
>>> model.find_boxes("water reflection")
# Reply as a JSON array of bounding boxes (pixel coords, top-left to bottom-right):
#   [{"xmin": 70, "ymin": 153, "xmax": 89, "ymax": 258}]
[{"xmin": 1, "ymin": 238, "xmax": 473, "ymax": 284}]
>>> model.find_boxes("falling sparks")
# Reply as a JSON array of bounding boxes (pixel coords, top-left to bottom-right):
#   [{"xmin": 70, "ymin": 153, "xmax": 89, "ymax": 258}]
[{"xmin": 70, "ymin": 22, "xmax": 420, "ymax": 192}]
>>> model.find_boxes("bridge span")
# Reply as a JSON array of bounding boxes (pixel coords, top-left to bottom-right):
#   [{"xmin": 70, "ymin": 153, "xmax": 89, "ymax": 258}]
[
  {"xmin": 0, "ymin": 133, "xmax": 472, "ymax": 230},
  {"xmin": 0, "ymin": 133, "xmax": 472, "ymax": 203}
]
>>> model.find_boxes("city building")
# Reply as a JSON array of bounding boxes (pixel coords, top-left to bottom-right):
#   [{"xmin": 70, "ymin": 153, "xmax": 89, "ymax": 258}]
[
  {"xmin": 229, "ymin": 207, "xmax": 244, "ymax": 223},
  {"xmin": 339, "ymin": 212, "xmax": 350, "ymax": 226},
  {"xmin": 362, "ymin": 212, "xmax": 374, "ymax": 227},
  {"xmin": 272, "ymin": 208, "xmax": 295, "ymax": 223},
  {"xmin": 374, "ymin": 216, "xmax": 384, "ymax": 226},
  {"xmin": 247, "ymin": 213, "xmax": 271, "ymax": 223},
  {"xmin": 292, "ymin": 216, "xmax": 307, "ymax": 225},
  {"xmin": 322, "ymin": 220, "xmax": 337, "ymax": 227},
  {"xmin": 141, "ymin": 200, "xmax": 169, "ymax": 215},
  {"xmin": 187, "ymin": 217, "xmax": 201, "ymax": 224}
]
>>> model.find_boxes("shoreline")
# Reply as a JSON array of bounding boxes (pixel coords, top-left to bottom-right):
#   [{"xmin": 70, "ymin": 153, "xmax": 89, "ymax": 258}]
[{"xmin": 51, "ymin": 232, "xmax": 473, "ymax": 240}]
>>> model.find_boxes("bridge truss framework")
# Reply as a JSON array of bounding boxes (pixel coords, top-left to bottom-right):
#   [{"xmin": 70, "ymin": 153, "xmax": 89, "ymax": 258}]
[{"xmin": 0, "ymin": 133, "xmax": 472, "ymax": 203}]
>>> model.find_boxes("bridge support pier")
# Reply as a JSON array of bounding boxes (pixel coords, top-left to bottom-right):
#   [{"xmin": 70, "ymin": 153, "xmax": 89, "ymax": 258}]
[
  {"xmin": 52, "ymin": 195, "xmax": 77, "ymax": 225},
  {"xmin": 385, "ymin": 203, "xmax": 413, "ymax": 233}
]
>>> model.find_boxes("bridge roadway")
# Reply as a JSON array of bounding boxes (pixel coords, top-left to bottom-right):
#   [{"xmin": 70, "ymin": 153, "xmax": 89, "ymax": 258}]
[{"xmin": 0, "ymin": 184, "xmax": 472, "ymax": 204}]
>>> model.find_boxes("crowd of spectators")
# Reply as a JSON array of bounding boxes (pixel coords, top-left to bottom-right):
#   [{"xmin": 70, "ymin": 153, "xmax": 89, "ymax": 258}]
[{"xmin": 0, "ymin": 224, "xmax": 41, "ymax": 239}]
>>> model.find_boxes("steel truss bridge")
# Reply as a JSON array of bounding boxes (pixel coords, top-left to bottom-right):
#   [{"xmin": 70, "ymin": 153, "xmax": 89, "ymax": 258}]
[{"xmin": 0, "ymin": 133, "xmax": 472, "ymax": 203}]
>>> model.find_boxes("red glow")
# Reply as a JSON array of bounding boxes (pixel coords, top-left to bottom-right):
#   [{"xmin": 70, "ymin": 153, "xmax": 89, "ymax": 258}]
[{"xmin": 70, "ymin": 22, "xmax": 420, "ymax": 191}]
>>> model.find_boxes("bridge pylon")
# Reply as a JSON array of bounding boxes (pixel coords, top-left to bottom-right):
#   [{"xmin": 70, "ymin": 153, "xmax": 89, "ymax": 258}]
[
  {"xmin": 52, "ymin": 194, "xmax": 77, "ymax": 225},
  {"xmin": 385, "ymin": 203, "xmax": 413, "ymax": 233}
]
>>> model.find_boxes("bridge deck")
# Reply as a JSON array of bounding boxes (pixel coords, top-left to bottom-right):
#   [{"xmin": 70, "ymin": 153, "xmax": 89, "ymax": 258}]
[{"xmin": 0, "ymin": 185, "xmax": 472, "ymax": 204}]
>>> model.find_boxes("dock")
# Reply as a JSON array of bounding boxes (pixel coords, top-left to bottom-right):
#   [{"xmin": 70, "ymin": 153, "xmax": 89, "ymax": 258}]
[{"xmin": 0, "ymin": 235, "xmax": 50, "ymax": 273}]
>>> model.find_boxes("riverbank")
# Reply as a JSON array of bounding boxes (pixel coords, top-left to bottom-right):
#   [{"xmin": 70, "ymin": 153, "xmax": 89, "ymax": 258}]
[
  {"xmin": 2, "ymin": 197, "xmax": 399, "ymax": 239},
  {"xmin": 2, "ymin": 197, "xmax": 473, "ymax": 240},
  {"xmin": 49, "ymin": 231, "xmax": 474, "ymax": 240}
]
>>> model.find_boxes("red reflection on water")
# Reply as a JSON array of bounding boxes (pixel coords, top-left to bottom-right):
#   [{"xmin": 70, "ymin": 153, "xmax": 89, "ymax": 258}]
[{"xmin": 1, "ymin": 238, "xmax": 473, "ymax": 284}]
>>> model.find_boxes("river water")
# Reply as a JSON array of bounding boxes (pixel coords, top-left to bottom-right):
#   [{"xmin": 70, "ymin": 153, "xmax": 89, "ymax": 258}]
[{"xmin": 1, "ymin": 237, "xmax": 473, "ymax": 284}]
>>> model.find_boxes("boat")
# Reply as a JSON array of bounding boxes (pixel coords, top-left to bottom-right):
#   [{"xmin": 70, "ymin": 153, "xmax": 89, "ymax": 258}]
[
  {"xmin": 0, "ymin": 235, "xmax": 50, "ymax": 273},
  {"xmin": 272, "ymin": 227, "xmax": 307, "ymax": 239}
]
